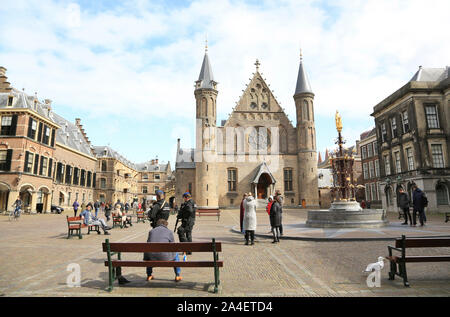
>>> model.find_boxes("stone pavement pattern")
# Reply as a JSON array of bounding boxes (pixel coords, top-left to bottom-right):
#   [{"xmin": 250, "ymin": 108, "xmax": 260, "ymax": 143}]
[{"xmin": 0, "ymin": 209, "xmax": 449, "ymax": 297}]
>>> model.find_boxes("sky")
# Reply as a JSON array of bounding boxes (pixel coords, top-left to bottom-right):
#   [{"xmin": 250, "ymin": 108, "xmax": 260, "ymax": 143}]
[{"xmin": 1, "ymin": 0, "xmax": 449, "ymax": 166}]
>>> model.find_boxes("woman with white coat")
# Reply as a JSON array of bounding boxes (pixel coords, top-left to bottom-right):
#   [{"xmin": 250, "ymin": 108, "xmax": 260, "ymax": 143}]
[{"xmin": 243, "ymin": 193, "xmax": 257, "ymax": 245}]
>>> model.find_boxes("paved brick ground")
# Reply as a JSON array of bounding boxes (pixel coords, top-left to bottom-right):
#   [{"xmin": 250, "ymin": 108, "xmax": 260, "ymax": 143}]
[{"xmin": 0, "ymin": 209, "xmax": 449, "ymax": 297}]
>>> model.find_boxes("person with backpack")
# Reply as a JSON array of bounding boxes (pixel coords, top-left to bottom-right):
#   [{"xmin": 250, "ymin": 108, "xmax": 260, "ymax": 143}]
[{"xmin": 412, "ymin": 185, "xmax": 428, "ymax": 226}]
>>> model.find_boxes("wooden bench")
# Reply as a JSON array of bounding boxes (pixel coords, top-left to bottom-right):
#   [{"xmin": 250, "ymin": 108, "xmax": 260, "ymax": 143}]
[
  {"xmin": 66, "ymin": 216, "xmax": 100, "ymax": 239},
  {"xmin": 136, "ymin": 211, "xmax": 145, "ymax": 223},
  {"xmin": 386, "ymin": 235, "xmax": 450, "ymax": 287},
  {"xmin": 112, "ymin": 216, "xmax": 123, "ymax": 228},
  {"xmin": 196, "ymin": 209, "xmax": 220, "ymax": 221},
  {"xmin": 102, "ymin": 238, "xmax": 223, "ymax": 293}
]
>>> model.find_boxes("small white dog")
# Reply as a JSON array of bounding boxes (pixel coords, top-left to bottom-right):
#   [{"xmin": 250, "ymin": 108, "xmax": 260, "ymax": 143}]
[{"xmin": 364, "ymin": 256, "xmax": 385, "ymax": 272}]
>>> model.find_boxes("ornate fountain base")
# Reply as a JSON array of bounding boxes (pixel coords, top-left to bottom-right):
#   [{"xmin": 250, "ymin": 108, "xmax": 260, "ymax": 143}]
[{"xmin": 306, "ymin": 201, "xmax": 388, "ymax": 228}]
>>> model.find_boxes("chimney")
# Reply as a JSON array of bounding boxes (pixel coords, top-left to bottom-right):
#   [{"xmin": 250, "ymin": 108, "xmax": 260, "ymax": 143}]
[
  {"xmin": 151, "ymin": 159, "xmax": 155, "ymax": 165},
  {"xmin": 0, "ymin": 66, "xmax": 12, "ymax": 93},
  {"xmin": 75, "ymin": 118, "xmax": 81, "ymax": 126},
  {"xmin": 155, "ymin": 158, "xmax": 159, "ymax": 164}
]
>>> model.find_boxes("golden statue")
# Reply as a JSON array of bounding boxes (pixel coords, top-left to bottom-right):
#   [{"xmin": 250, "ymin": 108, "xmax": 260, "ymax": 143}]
[{"xmin": 335, "ymin": 110, "xmax": 343, "ymax": 132}]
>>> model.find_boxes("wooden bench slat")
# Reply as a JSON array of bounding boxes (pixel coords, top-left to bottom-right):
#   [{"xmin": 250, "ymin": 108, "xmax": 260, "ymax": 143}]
[
  {"xmin": 104, "ymin": 260, "xmax": 224, "ymax": 268},
  {"xmin": 102, "ymin": 242, "xmax": 222, "ymax": 253},
  {"xmin": 395, "ymin": 238, "xmax": 450, "ymax": 248},
  {"xmin": 394, "ymin": 256, "xmax": 450, "ymax": 263}
]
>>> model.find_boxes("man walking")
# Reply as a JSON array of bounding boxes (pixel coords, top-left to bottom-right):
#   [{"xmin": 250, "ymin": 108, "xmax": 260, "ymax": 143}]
[
  {"xmin": 94, "ymin": 200, "xmax": 100, "ymax": 218},
  {"xmin": 412, "ymin": 185, "xmax": 427, "ymax": 226},
  {"xmin": 176, "ymin": 192, "xmax": 196, "ymax": 248},
  {"xmin": 149, "ymin": 190, "xmax": 170, "ymax": 228},
  {"xmin": 398, "ymin": 188, "xmax": 412, "ymax": 225},
  {"xmin": 73, "ymin": 199, "xmax": 80, "ymax": 217}
]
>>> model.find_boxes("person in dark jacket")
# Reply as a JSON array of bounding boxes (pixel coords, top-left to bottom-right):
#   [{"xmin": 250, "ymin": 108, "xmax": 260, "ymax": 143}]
[
  {"xmin": 143, "ymin": 218, "xmax": 182, "ymax": 282},
  {"xmin": 270, "ymin": 195, "xmax": 283, "ymax": 243},
  {"xmin": 398, "ymin": 188, "xmax": 412, "ymax": 225},
  {"xmin": 176, "ymin": 192, "xmax": 196, "ymax": 247},
  {"xmin": 149, "ymin": 190, "xmax": 170, "ymax": 228},
  {"xmin": 412, "ymin": 185, "xmax": 427, "ymax": 226},
  {"xmin": 94, "ymin": 200, "xmax": 100, "ymax": 218},
  {"xmin": 274, "ymin": 190, "xmax": 284, "ymax": 236}
]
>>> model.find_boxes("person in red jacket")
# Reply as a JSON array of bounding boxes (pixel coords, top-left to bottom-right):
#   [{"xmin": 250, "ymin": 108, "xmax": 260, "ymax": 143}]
[
  {"xmin": 266, "ymin": 196, "xmax": 274, "ymax": 215},
  {"xmin": 240, "ymin": 193, "xmax": 248, "ymax": 233}
]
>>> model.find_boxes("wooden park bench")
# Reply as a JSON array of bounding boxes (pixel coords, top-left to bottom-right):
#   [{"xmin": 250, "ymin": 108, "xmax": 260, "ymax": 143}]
[
  {"xmin": 66, "ymin": 216, "xmax": 100, "ymax": 239},
  {"xmin": 386, "ymin": 235, "xmax": 450, "ymax": 287},
  {"xmin": 102, "ymin": 238, "xmax": 223, "ymax": 293},
  {"xmin": 136, "ymin": 211, "xmax": 145, "ymax": 223},
  {"xmin": 112, "ymin": 215, "xmax": 123, "ymax": 228},
  {"xmin": 196, "ymin": 209, "xmax": 220, "ymax": 221}
]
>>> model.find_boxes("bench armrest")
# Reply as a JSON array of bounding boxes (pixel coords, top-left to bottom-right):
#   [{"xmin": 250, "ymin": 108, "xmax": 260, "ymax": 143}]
[{"xmin": 68, "ymin": 221, "xmax": 82, "ymax": 227}]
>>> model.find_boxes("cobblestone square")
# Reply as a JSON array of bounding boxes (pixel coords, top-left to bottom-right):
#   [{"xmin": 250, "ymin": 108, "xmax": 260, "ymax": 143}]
[{"xmin": 1, "ymin": 209, "xmax": 449, "ymax": 297}]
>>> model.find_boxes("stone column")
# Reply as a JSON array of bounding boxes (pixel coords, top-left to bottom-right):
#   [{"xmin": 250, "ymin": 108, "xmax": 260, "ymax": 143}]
[
  {"xmin": 7, "ymin": 190, "xmax": 18, "ymax": 213},
  {"xmin": 30, "ymin": 191, "xmax": 37, "ymax": 214}
]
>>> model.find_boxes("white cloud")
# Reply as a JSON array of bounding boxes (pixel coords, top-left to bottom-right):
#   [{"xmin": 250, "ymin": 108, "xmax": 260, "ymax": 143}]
[{"xmin": 0, "ymin": 0, "xmax": 449, "ymax": 130}]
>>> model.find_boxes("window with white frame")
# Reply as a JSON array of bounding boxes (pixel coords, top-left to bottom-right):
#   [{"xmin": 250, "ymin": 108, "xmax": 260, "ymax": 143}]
[
  {"xmin": 363, "ymin": 163, "xmax": 369, "ymax": 179},
  {"xmin": 373, "ymin": 142, "xmax": 378, "ymax": 155},
  {"xmin": 367, "ymin": 143, "xmax": 373, "ymax": 158},
  {"xmin": 361, "ymin": 146, "xmax": 367, "ymax": 160},
  {"xmin": 401, "ymin": 110, "xmax": 409, "ymax": 133},
  {"xmin": 425, "ymin": 105, "xmax": 439, "ymax": 129},
  {"xmin": 369, "ymin": 161, "xmax": 374, "ymax": 179},
  {"xmin": 391, "ymin": 117, "xmax": 398, "ymax": 139},
  {"xmin": 1, "ymin": 116, "xmax": 12, "ymax": 135},
  {"xmin": 406, "ymin": 147, "xmax": 414, "ymax": 171},
  {"xmin": 431, "ymin": 144, "xmax": 445, "ymax": 168},
  {"xmin": 375, "ymin": 159, "xmax": 380, "ymax": 177}
]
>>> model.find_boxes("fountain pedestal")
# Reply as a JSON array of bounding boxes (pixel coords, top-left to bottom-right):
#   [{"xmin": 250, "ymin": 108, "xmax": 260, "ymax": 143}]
[{"xmin": 306, "ymin": 201, "xmax": 388, "ymax": 228}]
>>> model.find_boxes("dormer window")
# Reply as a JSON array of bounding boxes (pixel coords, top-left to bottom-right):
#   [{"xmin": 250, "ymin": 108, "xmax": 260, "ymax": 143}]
[{"xmin": 7, "ymin": 96, "xmax": 13, "ymax": 107}]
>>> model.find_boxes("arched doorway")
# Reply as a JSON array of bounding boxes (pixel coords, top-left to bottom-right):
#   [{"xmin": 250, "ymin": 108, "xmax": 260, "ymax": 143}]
[
  {"xmin": 37, "ymin": 186, "xmax": 50, "ymax": 213},
  {"xmin": 19, "ymin": 184, "xmax": 34, "ymax": 212},
  {"xmin": 256, "ymin": 173, "xmax": 273, "ymax": 199}
]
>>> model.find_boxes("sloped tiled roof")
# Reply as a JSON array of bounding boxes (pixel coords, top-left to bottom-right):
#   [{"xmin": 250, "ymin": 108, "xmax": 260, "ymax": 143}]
[
  {"xmin": 0, "ymin": 88, "xmax": 94, "ymax": 157},
  {"xmin": 92, "ymin": 146, "xmax": 137, "ymax": 170}
]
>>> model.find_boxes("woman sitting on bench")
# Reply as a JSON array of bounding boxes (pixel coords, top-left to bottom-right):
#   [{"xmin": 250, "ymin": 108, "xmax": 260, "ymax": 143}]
[{"xmin": 113, "ymin": 206, "xmax": 132, "ymax": 228}]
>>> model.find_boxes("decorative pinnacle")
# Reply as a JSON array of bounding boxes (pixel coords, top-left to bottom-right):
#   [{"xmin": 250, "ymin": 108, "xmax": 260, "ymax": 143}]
[
  {"xmin": 300, "ymin": 48, "xmax": 303, "ymax": 62},
  {"xmin": 205, "ymin": 34, "xmax": 208, "ymax": 53},
  {"xmin": 255, "ymin": 59, "xmax": 260, "ymax": 71}
]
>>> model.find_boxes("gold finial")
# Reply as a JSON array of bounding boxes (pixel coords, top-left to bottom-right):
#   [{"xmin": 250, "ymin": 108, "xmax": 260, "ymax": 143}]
[
  {"xmin": 300, "ymin": 48, "xmax": 303, "ymax": 61},
  {"xmin": 335, "ymin": 110, "xmax": 343, "ymax": 133},
  {"xmin": 255, "ymin": 59, "xmax": 260, "ymax": 71},
  {"xmin": 205, "ymin": 35, "xmax": 208, "ymax": 53}
]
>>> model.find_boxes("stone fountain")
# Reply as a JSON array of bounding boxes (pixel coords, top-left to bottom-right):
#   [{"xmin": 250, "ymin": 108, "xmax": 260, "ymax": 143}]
[{"xmin": 306, "ymin": 111, "xmax": 388, "ymax": 228}]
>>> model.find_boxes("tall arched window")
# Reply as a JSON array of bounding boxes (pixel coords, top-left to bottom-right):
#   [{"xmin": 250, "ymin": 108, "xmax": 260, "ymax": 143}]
[{"xmin": 436, "ymin": 183, "xmax": 449, "ymax": 205}]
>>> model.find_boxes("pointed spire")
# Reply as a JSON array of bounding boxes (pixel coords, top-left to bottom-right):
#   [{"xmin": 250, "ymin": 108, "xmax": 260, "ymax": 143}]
[
  {"xmin": 325, "ymin": 148, "xmax": 329, "ymax": 161},
  {"xmin": 294, "ymin": 49, "xmax": 313, "ymax": 95},
  {"xmin": 318, "ymin": 151, "xmax": 322, "ymax": 163},
  {"xmin": 196, "ymin": 41, "xmax": 216, "ymax": 90}
]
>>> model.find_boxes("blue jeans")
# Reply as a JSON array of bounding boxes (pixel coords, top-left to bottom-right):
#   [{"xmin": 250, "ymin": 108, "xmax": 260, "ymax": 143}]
[
  {"xmin": 95, "ymin": 208, "xmax": 99, "ymax": 218},
  {"xmin": 146, "ymin": 253, "xmax": 181, "ymax": 276}
]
